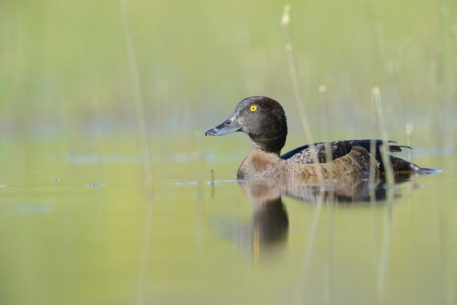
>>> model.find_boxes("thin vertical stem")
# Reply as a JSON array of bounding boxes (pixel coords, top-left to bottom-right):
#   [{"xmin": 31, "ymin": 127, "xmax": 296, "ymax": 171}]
[
  {"xmin": 281, "ymin": 5, "xmax": 323, "ymax": 182},
  {"xmin": 281, "ymin": 4, "xmax": 314, "ymax": 145},
  {"xmin": 372, "ymin": 87, "xmax": 394, "ymax": 185},
  {"xmin": 377, "ymin": 197, "xmax": 393, "ymax": 303},
  {"xmin": 121, "ymin": 0, "xmax": 153, "ymax": 188},
  {"xmin": 121, "ymin": 2, "xmax": 154, "ymax": 305}
]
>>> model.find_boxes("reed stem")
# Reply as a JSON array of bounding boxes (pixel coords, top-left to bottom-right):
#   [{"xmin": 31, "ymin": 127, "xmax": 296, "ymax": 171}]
[
  {"xmin": 372, "ymin": 87, "xmax": 394, "ymax": 185},
  {"xmin": 121, "ymin": 3, "xmax": 154, "ymax": 305},
  {"xmin": 121, "ymin": 0, "xmax": 153, "ymax": 188},
  {"xmin": 281, "ymin": 4, "xmax": 314, "ymax": 145},
  {"xmin": 281, "ymin": 4, "xmax": 324, "ymax": 182}
]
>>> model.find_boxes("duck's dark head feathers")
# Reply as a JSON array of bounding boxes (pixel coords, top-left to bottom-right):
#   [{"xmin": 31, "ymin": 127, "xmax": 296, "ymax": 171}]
[{"xmin": 205, "ymin": 96, "xmax": 288, "ymax": 154}]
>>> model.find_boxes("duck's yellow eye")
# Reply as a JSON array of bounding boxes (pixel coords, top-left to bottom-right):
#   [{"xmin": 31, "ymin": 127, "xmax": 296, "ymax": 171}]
[{"xmin": 250, "ymin": 105, "xmax": 257, "ymax": 112}]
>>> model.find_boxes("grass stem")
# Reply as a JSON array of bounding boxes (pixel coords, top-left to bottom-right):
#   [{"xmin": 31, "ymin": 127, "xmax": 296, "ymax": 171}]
[
  {"xmin": 281, "ymin": 4, "xmax": 324, "ymax": 182},
  {"xmin": 372, "ymin": 87, "xmax": 394, "ymax": 185},
  {"xmin": 121, "ymin": 3, "xmax": 154, "ymax": 305},
  {"xmin": 281, "ymin": 4, "xmax": 314, "ymax": 145},
  {"xmin": 121, "ymin": 0, "xmax": 153, "ymax": 188}
]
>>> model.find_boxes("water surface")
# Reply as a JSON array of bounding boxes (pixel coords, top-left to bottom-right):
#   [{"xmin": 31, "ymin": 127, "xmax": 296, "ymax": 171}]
[{"xmin": 0, "ymin": 137, "xmax": 454, "ymax": 305}]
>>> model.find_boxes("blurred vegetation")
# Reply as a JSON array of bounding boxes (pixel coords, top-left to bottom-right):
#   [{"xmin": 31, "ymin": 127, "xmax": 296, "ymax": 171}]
[{"xmin": 1, "ymin": 0, "xmax": 456, "ymax": 148}]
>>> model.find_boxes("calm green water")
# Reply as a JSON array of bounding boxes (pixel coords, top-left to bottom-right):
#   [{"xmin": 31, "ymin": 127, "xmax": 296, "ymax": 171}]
[{"xmin": 0, "ymin": 137, "xmax": 454, "ymax": 305}]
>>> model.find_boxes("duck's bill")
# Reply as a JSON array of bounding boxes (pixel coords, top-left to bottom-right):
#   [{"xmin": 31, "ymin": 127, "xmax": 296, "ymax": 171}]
[{"xmin": 205, "ymin": 116, "xmax": 241, "ymax": 136}]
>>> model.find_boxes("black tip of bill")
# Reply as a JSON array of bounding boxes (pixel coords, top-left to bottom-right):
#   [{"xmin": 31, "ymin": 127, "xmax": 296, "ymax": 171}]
[{"xmin": 205, "ymin": 128, "xmax": 217, "ymax": 136}]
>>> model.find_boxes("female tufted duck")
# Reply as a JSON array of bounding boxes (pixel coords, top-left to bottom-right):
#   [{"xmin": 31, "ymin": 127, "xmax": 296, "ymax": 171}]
[{"xmin": 205, "ymin": 96, "xmax": 425, "ymax": 180}]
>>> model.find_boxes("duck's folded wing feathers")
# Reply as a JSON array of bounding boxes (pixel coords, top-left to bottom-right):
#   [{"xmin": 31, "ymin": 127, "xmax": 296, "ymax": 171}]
[{"xmin": 280, "ymin": 139, "xmax": 415, "ymax": 171}]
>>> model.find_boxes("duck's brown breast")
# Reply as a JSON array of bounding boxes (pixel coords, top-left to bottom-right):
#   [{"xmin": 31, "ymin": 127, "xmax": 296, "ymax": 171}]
[{"xmin": 237, "ymin": 150, "xmax": 282, "ymax": 179}]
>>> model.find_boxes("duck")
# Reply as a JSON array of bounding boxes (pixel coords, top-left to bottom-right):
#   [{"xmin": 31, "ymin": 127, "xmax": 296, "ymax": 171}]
[{"xmin": 205, "ymin": 96, "xmax": 425, "ymax": 180}]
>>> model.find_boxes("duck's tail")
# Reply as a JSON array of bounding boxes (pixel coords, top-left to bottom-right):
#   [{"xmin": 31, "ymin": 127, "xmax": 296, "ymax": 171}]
[
  {"xmin": 417, "ymin": 167, "xmax": 442, "ymax": 174},
  {"xmin": 389, "ymin": 156, "xmax": 440, "ymax": 174}
]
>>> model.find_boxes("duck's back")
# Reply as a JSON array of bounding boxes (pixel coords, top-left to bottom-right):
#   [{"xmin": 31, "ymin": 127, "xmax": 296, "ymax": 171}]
[{"xmin": 281, "ymin": 139, "xmax": 420, "ymax": 172}]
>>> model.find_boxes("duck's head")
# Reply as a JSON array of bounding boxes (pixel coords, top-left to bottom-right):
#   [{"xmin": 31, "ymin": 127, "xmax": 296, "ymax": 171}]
[{"xmin": 205, "ymin": 96, "xmax": 288, "ymax": 154}]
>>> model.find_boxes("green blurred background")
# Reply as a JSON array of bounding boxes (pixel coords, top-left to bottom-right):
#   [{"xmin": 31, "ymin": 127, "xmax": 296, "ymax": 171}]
[{"xmin": 1, "ymin": 0, "xmax": 456, "ymax": 146}]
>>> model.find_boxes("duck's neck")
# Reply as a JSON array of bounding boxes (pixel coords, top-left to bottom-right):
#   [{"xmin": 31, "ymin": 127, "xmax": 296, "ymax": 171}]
[{"xmin": 250, "ymin": 133, "xmax": 286, "ymax": 155}]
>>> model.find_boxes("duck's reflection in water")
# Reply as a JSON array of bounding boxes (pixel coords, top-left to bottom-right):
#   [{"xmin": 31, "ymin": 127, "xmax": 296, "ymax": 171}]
[
  {"xmin": 240, "ymin": 180, "xmax": 289, "ymax": 249},
  {"xmin": 216, "ymin": 172, "xmax": 422, "ymax": 257},
  {"xmin": 280, "ymin": 172, "xmax": 418, "ymax": 203},
  {"xmin": 214, "ymin": 179, "xmax": 289, "ymax": 256}
]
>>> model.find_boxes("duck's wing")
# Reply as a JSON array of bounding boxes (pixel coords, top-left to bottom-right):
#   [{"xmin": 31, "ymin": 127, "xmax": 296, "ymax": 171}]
[{"xmin": 280, "ymin": 139, "xmax": 417, "ymax": 172}]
